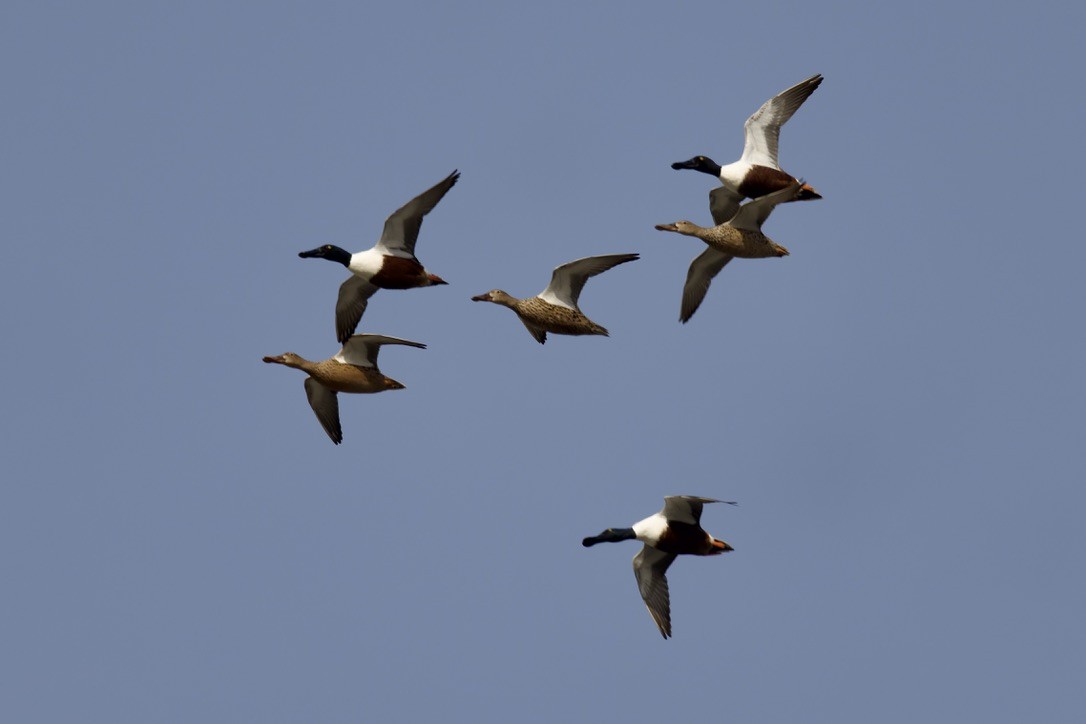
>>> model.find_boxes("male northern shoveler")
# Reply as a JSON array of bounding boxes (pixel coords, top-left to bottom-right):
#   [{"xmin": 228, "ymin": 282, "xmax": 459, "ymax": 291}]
[
  {"xmin": 298, "ymin": 170, "xmax": 458, "ymax": 344},
  {"xmin": 671, "ymin": 74, "xmax": 822, "ymax": 224},
  {"xmin": 655, "ymin": 180, "xmax": 802, "ymax": 323},
  {"xmin": 471, "ymin": 253, "xmax": 638, "ymax": 344},
  {"xmin": 262, "ymin": 334, "xmax": 425, "ymax": 445},
  {"xmin": 582, "ymin": 496, "xmax": 736, "ymax": 639}
]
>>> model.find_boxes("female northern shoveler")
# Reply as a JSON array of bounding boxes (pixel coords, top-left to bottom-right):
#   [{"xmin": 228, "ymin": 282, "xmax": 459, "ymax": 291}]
[
  {"xmin": 582, "ymin": 496, "xmax": 736, "ymax": 639},
  {"xmin": 671, "ymin": 74, "xmax": 822, "ymax": 224},
  {"xmin": 298, "ymin": 171, "xmax": 458, "ymax": 344},
  {"xmin": 655, "ymin": 180, "xmax": 802, "ymax": 323},
  {"xmin": 471, "ymin": 253, "xmax": 638, "ymax": 344},
  {"xmin": 262, "ymin": 334, "xmax": 425, "ymax": 445}
]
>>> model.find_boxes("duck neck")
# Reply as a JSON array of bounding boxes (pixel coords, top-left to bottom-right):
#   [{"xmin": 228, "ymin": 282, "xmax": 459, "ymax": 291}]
[
  {"xmin": 494, "ymin": 291, "xmax": 521, "ymax": 309},
  {"xmin": 279, "ymin": 355, "xmax": 319, "ymax": 374},
  {"xmin": 324, "ymin": 246, "xmax": 352, "ymax": 267},
  {"xmin": 582, "ymin": 527, "xmax": 636, "ymax": 547}
]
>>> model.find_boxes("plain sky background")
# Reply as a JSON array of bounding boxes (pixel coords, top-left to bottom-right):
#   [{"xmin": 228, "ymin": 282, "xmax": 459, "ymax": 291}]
[{"xmin": 3, "ymin": 1, "xmax": 1085, "ymax": 722}]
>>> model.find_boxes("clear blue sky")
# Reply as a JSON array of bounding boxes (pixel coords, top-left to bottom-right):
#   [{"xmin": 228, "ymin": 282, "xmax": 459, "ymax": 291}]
[{"xmin": 3, "ymin": 1, "xmax": 1085, "ymax": 722}]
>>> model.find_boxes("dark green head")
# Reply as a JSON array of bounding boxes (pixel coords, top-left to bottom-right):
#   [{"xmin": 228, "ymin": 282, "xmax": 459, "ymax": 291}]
[
  {"xmin": 582, "ymin": 527, "xmax": 636, "ymax": 547},
  {"xmin": 670, "ymin": 155, "xmax": 722, "ymax": 177},
  {"xmin": 298, "ymin": 244, "xmax": 352, "ymax": 267}
]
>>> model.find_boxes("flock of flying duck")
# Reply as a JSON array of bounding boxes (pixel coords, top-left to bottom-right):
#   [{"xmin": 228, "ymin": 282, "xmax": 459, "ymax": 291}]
[{"xmin": 263, "ymin": 73, "xmax": 824, "ymax": 638}]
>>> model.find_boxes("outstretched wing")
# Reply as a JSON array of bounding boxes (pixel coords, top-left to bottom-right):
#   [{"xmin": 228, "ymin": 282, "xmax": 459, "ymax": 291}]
[
  {"xmin": 518, "ymin": 318, "xmax": 548, "ymax": 345},
  {"xmin": 633, "ymin": 545, "xmax": 677, "ymax": 639},
  {"xmin": 303, "ymin": 378, "xmax": 342, "ymax": 445},
  {"xmin": 376, "ymin": 170, "xmax": 460, "ymax": 256},
  {"xmin": 661, "ymin": 496, "xmax": 736, "ymax": 525},
  {"xmin": 727, "ymin": 180, "xmax": 802, "ymax": 232},
  {"xmin": 680, "ymin": 248, "xmax": 733, "ymax": 324},
  {"xmin": 740, "ymin": 74, "xmax": 823, "ymax": 169},
  {"xmin": 537, "ymin": 253, "xmax": 639, "ymax": 310},
  {"xmin": 709, "ymin": 186, "xmax": 743, "ymax": 225},
  {"xmin": 335, "ymin": 334, "xmax": 427, "ymax": 368},
  {"xmin": 334, "ymin": 275, "xmax": 379, "ymax": 344}
]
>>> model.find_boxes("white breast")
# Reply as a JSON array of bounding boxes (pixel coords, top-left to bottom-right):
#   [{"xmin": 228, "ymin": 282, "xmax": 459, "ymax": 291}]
[
  {"xmin": 632, "ymin": 513, "xmax": 668, "ymax": 546},
  {"xmin": 348, "ymin": 248, "xmax": 385, "ymax": 278},
  {"xmin": 717, "ymin": 161, "xmax": 749, "ymax": 192}
]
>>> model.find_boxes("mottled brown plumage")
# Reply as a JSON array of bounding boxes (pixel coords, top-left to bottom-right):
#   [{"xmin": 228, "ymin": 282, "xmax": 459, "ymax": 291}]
[
  {"xmin": 262, "ymin": 334, "xmax": 425, "ymax": 444},
  {"xmin": 656, "ymin": 180, "xmax": 801, "ymax": 323},
  {"xmin": 471, "ymin": 291, "xmax": 609, "ymax": 343},
  {"xmin": 656, "ymin": 221, "xmax": 790, "ymax": 259},
  {"xmin": 472, "ymin": 253, "xmax": 638, "ymax": 344},
  {"xmin": 263, "ymin": 353, "xmax": 406, "ymax": 393}
]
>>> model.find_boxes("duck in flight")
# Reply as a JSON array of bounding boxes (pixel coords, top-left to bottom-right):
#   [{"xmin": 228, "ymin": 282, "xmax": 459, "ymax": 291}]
[
  {"xmin": 671, "ymin": 74, "xmax": 822, "ymax": 224},
  {"xmin": 298, "ymin": 170, "xmax": 459, "ymax": 344},
  {"xmin": 655, "ymin": 180, "xmax": 802, "ymax": 323},
  {"xmin": 583, "ymin": 496, "xmax": 736, "ymax": 639},
  {"xmin": 471, "ymin": 253, "xmax": 638, "ymax": 344},
  {"xmin": 262, "ymin": 334, "xmax": 425, "ymax": 445}
]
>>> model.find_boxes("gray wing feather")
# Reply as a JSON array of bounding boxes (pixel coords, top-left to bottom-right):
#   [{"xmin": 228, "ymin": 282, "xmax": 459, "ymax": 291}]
[
  {"xmin": 633, "ymin": 546, "xmax": 677, "ymax": 639},
  {"xmin": 661, "ymin": 495, "xmax": 735, "ymax": 524},
  {"xmin": 335, "ymin": 275, "xmax": 379, "ymax": 344},
  {"xmin": 337, "ymin": 334, "xmax": 427, "ymax": 368},
  {"xmin": 303, "ymin": 378, "xmax": 342, "ymax": 445},
  {"xmin": 541, "ymin": 253, "xmax": 639, "ymax": 308},
  {"xmin": 377, "ymin": 170, "xmax": 460, "ymax": 255},
  {"xmin": 681, "ymin": 248, "xmax": 733, "ymax": 323},
  {"xmin": 709, "ymin": 186, "xmax": 743, "ymax": 225},
  {"xmin": 741, "ymin": 74, "xmax": 823, "ymax": 168},
  {"xmin": 518, "ymin": 317, "xmax": 548, "ymax": 345},
  {"xmin": 727, "ymin": 180, "xmax": 803, "ymax": 232}
]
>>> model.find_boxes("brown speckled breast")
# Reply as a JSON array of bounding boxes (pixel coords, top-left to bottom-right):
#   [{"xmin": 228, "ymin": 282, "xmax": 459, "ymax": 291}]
[
  {"xmin": 701, "ymin": 226, "xmax": 789, "ymax": 259},
  {"xmin": 310, "ymin": 360, "xmax": 396, "ymax": 394},
  {"xmin": 515, "ymin": 298, "xmax": 608, "ymax": 336}
]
